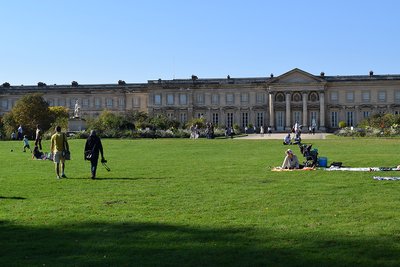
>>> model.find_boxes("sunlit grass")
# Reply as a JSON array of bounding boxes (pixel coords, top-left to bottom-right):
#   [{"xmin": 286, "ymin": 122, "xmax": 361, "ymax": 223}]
[{"xmin": 0, "ymin": 137, "xmax": 399, "ymax": 266}]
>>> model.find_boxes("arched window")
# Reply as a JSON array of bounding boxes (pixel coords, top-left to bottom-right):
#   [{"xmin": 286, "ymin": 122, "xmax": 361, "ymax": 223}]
[
  {"xmin": 308, "ymin": 92, "xmax": 319, "ymax": 102},
  {"xmin": 292, "ymin": 93, "xmax": 302, "ymax": 102},
  {"xmin": 275, "ymin": 93, "xmax": 285, "ymax": 102}
]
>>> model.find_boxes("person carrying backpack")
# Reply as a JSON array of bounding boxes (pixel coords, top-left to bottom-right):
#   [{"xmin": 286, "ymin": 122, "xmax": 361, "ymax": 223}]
[{"xmin": 84, "ymin": 130, "xmax": 106, "ymax": 179}]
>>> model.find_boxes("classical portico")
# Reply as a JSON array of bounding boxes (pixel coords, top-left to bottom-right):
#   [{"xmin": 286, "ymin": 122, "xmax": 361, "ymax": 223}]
[{"xmin": 267, "ymin": 69, "xmax": 327, "ymax": 131}]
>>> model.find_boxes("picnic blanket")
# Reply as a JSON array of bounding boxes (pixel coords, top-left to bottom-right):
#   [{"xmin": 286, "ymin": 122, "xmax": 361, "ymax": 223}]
[
  {"xmin": 373, "ymin": 176, "xmax": 400, "ymax": 181},
  {"xmin": 325, "ymin": 166, "xmax": 399, "ymax": 172},
  {"xmin": 272, "ymin": 167, "xmax": 315, "ymax": 172}
]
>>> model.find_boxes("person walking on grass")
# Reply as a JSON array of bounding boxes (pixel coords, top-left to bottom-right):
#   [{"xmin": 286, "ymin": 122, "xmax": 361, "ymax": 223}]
[
  {"xmin": 84, "ymin": 130, "xmax": 106, "ymax": 179},
  {"xmin": 23, "ymin": 135, "xmax": 32, "ymax": 152},
  {"xmin": 50, "ymin": 126, "xmax": 69, "ymax": 179}
]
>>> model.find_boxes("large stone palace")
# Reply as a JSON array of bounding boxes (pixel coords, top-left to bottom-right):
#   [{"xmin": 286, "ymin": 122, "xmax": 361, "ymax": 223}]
[{"xmin": 1, "ymin": 68, "xmax": 400, "ymax": 132}]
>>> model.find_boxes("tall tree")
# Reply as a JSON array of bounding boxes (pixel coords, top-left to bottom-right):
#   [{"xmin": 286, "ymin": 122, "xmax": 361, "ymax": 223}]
[
  {"xmin": 48, "ymin": 106, "xmax": 70, "ymax": 130},
  {"xmin": 0, "ymin": 115, "xmax": 4, "ymax": 138},
  {"xmin": 4, "ymin": 93, "xmax": 52, "ymax": 138}
]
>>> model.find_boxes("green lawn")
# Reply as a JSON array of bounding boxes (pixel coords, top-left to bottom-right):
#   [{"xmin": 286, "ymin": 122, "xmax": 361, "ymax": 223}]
[{"xmin": 1, "ymin": 137, "xmax": 400, "ymax": 266}]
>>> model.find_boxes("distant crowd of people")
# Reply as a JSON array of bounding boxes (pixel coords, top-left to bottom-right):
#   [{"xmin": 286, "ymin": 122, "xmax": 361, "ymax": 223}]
[{"xmin": 10, "ymin": 120, "xmax": 318, "ymax": 175}]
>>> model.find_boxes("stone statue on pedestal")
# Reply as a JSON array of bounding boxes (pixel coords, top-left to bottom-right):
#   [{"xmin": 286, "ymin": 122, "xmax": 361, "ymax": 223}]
[{"xmin": 74, "ymin": 100, "xmax": 81, "ymax": 118}]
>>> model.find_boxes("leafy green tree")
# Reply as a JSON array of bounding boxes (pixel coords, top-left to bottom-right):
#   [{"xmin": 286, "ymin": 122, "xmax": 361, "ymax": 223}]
[
  {"xmin": 3, "ymin": 93, "xmax": 52, "ymax": 138},
  {"xmin": 187, "ymin": 117, "xmax": 205, "ymax": 129},
  {"xmin": 2, "ymin": 112, "xmax": 16, "ymax": 137},
  {"xmin": 150, "ymin": 114, "xmax": 180, "ymax": 130},
  {"xmin": 357, "ymin": 113, "xmax": 397, "ymax": 129},
  {"xmin": 0, "ymin": 115, "xmax": 4, "ymax": 138},
  {"xmin": 233, "ymin": 123, "xmax": 241, "ymax": 134},
  {"xmin": 338, "ymin": 121, "xmax": 347, "ymax": 128},
  {"xmin": 91, "ymin": 110, "xmax": 124, "ymax": 132},
  {"xmin": 48, "ymin": 106, "xmax": 70, "ymax": 130},
  {"xmin": 124, "ymin": 110, "xmax": 149, "ymax": 129}
]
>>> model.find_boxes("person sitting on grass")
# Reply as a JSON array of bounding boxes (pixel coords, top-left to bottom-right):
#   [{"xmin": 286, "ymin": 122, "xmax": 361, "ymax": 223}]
[
  {"xmin": 281, "ymin": 149, "xmax": 302, "ymax": 169},
  {"xmin": 32, "ymin": 145, "xmax": 49, "ymax": 160},
  {"xmin": 293, "ymin": 131, "xmax": 302, "ymax": 144},
  {"xmin": 283, "ymin": 133, "xmax": 291, "ymax": 145}
]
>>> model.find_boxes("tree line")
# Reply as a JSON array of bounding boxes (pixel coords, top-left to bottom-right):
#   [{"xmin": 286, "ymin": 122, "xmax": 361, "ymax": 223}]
[{"xmin": 0, "ymin": 93, "xmax": 212, "ymax": 139}]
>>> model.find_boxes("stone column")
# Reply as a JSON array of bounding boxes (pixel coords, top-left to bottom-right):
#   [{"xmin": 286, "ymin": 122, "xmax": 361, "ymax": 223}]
[
  {"xmin": 302, "ymin": 92, "xmax": 308, "ymax": 126},
  {"xmin": 268, "ymin": 92, "xmax": 275, "ymax": 129},
  {"xmin": 220, "ymin": 108, "xmax": 225, "ymax": 126},
  {"xmin": 249, "ymin": 107, "xmax": 253, "ymax": 128},
  {"xmin": 236, "ymin": 108, "xmax": 240, "ymax": 127},
  {"xmin": 114, "ymin": 96, "xmax": 119, "ymax": 110},
  {"xmin": 88, "ymin": 96, "xmax": 93, "ymax": 109},
  {"xmin": 285, "ymin": 92, "xmax": 291, "ymax": 131},
  {"xmin": 319, "ymin": 92, "xmax": 326, "ymax": 130}
]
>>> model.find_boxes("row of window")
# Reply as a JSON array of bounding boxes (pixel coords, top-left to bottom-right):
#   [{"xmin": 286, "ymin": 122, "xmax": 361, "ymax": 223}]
[
  {"xmin": 330, "ymin": 90, "xmax": 400, "ymax": 103},
  {"xmin": 0, "ymin": 98, "xmax": 129, "ymax": 111},
  {"xmin": 46, "ymin": 97, "xmax": 130, "ymax": 109},
  {"xmin": 0, "ymin": 97, "xmax": 143, "ymax": 111},
  {"xmin": 163, "ymin": 111, "xmax": 266, "ymax": 128},
  {"xmin": 3, "ymin": 91, "xmax": 400, "ymax": 111},
  {"xmin": 154, "ymin": 92, "xmax": 266, "ymax": 106},
  {"xmin": 274, "ymin": 92, "xmax": 319, "ymax": 102},
  {"xmin": 330, "ymin": 110, "xmax": 392, "ymax": 127}
]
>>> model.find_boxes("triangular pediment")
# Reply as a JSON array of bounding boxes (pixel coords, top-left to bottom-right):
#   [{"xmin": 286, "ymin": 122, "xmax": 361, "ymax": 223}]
[{"xmin": 269, "ymin": 68, "xmax": 325, "ymax": 84}]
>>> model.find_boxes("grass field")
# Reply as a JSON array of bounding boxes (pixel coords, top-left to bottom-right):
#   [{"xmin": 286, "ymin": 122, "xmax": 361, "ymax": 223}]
[{"xmin": 1, "ymin": 137, "xmax": 400, "ymax": 266}]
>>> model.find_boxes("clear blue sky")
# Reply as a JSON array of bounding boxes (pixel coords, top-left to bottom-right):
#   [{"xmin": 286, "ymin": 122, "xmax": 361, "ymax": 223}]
[{"xmin": 1, "ymin": 0, "xmax": 399, "ymax": 85}]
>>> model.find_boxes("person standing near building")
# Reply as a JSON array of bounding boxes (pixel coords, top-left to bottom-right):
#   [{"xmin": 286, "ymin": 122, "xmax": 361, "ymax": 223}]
[
  {"xmin": 84, "ymin": 130, "xmax": 105, "ymax": 179},
  {"xmin": 35, "ymin": 124, "xmax": 42, "ymax": 150},
  {"xmin": 17, "ymin": 125, "xmax": 23, "ymax": 140},
  {"xmin": 50, "ymin": 126, "xmax": 69, "ymax": 179}
]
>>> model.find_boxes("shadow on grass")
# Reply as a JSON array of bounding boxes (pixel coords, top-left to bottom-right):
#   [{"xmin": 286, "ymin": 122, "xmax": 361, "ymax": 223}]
[
  {"xmin": 94, "ymin": 177, "xmax": 169, "ymax": 181},
  {"xmin": 69, "ymin": 177, "xmax": 169, "ymax": 181},
  {"xmin": 0, "ymin": 196, "xmax": 26, "ymax": 200},
  {"xmin": 0, "ymin": 221, "xmax": 398, "ymax": 266}
]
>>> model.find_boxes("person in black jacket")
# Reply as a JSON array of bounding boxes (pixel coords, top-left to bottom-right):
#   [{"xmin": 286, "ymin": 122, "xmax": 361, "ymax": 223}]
[{"xmin": 84, "ymin": 130, "xmax": 106, "ymax": 179}]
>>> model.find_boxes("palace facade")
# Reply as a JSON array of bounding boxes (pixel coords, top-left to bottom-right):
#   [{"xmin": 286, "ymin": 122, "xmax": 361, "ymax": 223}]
[{"xmin": 2, "ymin": 68, "xmax": 400, "ymax": 132}]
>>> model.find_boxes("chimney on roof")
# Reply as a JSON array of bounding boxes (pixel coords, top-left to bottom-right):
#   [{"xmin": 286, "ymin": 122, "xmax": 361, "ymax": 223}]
[
  {"xmin": 369, "ymin": 70, "xmax": 374, "ymax": 76},
  {"xmin": 320, "ymin": 72, "xmax": 325, "ymax": 77},
  {"xmin": 270, "ymin": 73, "xmax": 274, "ymax": 78}
]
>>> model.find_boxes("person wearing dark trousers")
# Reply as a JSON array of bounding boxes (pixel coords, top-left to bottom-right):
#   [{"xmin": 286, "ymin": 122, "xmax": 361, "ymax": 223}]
[
  {"xmin": 84, "ymin": 130, "xmax": 105, "ymax": 179},
  {"xmin": 35, "ymin": 124, "xmax": 43, "ymax": 150}
]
